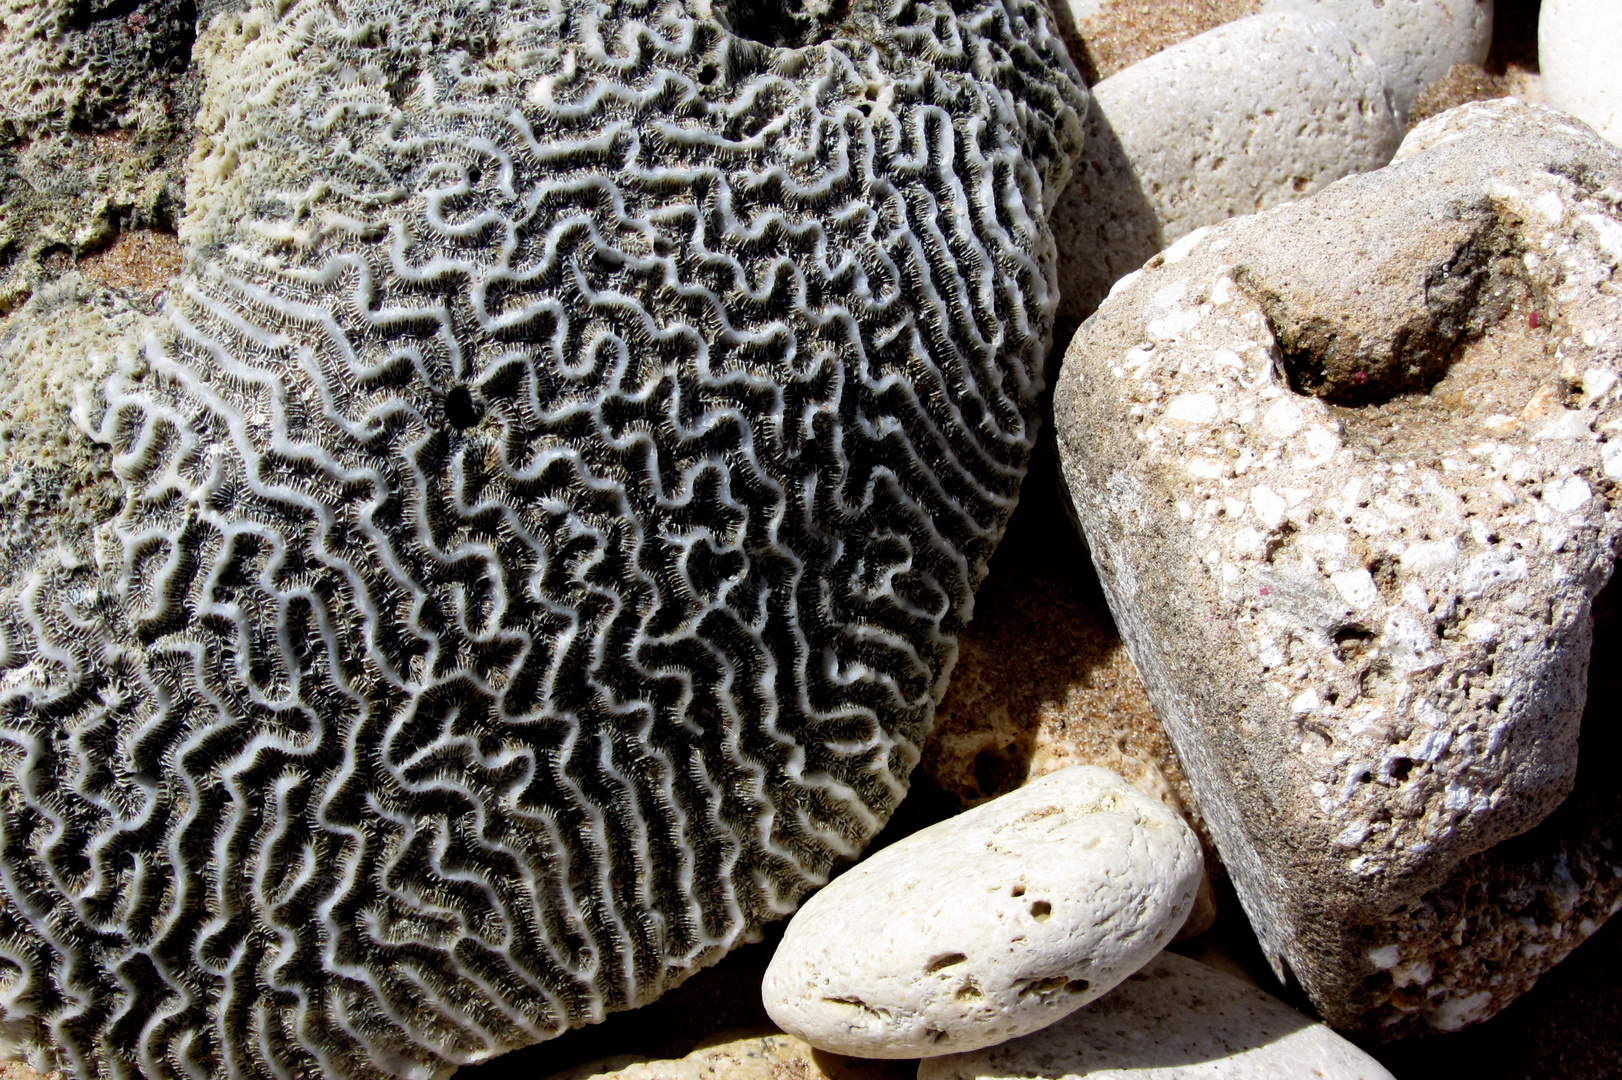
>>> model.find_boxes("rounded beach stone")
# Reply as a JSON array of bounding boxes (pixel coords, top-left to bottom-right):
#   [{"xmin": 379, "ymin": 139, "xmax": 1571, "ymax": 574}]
[
  {"xmin": 760, "ymin": 766, "xmax": 1202, "ymax": 1058},
  {"xmin": 1259, "ymin": 0, "xmax": 1492, "ymax": 121},
  {"xmin": 1052, "ymin": 11, "xmax": 1399, "ymax": 331},
  {"xmin": 1541, "ymin": 0, "xmax": 1622, "ymax": 146},
  {"xmin": 917, "ymin": 952, "xmax": 1395, "ymax": 1080}
]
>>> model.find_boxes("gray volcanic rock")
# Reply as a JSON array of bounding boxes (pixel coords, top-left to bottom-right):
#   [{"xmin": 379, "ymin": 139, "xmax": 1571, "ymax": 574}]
[
  {"xmin": 1051, "ymin": 11, "xmax": 1399, "ymax": 336},
  {"xmin": 0, "ymin": 1, "xmax": 1085, "ymax": 1078},
  {"xmin": 1054, "ymin": 99, "xmax": 1622, "ymax": 1034}
]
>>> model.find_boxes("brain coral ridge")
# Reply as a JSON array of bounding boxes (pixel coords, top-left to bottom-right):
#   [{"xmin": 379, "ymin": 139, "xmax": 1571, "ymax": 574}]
[{"xmin": 0, "ymin": 2, "xmax": 1085, "ymax": 1079}]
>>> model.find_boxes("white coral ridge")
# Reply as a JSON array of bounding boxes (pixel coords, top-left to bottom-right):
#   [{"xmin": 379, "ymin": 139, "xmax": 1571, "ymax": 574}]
[{"xmin": 0, "ymin": 2, "xmax": 1084, "ymax": 1079}]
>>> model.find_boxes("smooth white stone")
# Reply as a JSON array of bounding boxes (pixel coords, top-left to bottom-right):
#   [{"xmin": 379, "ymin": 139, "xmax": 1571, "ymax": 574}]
[
  {"xmin": 1541, "ymin": 0, "xmax": 1622, "ymax": 146},
  {"xmin": 917, "ymin": 952, "xmax": 1396, "ymax": 1080},
  {"xmin": 761, "ymin": 767, "xmax": 1202, "ymax": 1059},
  {"xmin": 1259, "ymin": 0, "xmax": 1492, "ymax": 121}
]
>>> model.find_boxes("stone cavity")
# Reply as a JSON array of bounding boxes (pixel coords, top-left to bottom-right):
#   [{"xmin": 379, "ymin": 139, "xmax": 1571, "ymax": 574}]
[
  {"xmin": 917, "ymin": 951, "xmax": 1395, "ymax": 1080},
  {"xmin": 1050, "ymin": 11, "xmax": 1399, "ymax": 334},
  {"xmin": 1258, "ymin": 0, "xmax": 1492, "ymax": 122},
  {"xmin": 1054, "ymin": 99, "xmax": 1622, "ymax": 1034},
  {"xmin": 0, "ymin": 1, "xmax": 1085, "ymax": 1078},
  {"xmin": 1540, "ymin": 0, "xmax": 1622, "ymax": 148},
  {"xmin": 760, "ymin": 766, "xmax": 1202, "ymax": 1058}
]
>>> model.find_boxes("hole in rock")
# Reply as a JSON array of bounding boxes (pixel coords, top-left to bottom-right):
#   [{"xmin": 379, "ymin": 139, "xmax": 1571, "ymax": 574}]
[
  {"xmin": 954, "ymin": 982, "xmax": 982, "ymax": 1001},
  {"xmin": 1029, "ymin": 900, "xmax": 1052, "ymax": 921},
  {"xmin": 697, "ymin": 62, "xmax": 719, "ymax": 85},
  {"xmin": 445, "ymin": 385, "xmax": 482, "ymax": 429},
  {"xmin": 1010, "ymin": 884, "xmax": 1026, "ymax": 897},
  {"xmin": 1333, "ymin": 624, "xmax": 1375, "ymax": 663},
  {"xmin": 924, "ymin": 952, "xmax": 967, "ymax": 973},
  {"xmin": 1253, "ymin": 201, "xmax": 1570, "ymax": 460},
  {"xmin": 1064, "ymin": 978, "xmax": 1090, "ymax": 994},
  {"xmin": 1016, "ymin": 975, "xmax": 1068, "ymax": 999}
]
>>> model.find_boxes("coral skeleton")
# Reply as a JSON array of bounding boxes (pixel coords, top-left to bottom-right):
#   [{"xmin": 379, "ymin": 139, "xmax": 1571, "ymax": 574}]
[{"xmin": 0, "ymin": 1, "xmax": 1083, "ymax": 1077}]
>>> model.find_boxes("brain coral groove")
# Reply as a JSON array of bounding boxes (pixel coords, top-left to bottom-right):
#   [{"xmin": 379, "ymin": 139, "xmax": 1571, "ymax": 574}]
[{"xmin": 0, "ymin": 2, "xmax": 1083, "ymax": 1078}]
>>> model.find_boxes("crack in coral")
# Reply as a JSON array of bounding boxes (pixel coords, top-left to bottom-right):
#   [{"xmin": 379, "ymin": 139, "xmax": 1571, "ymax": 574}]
[{"xmin": 0, "ymin": 1, "xmax": 1083, "ymax": 1077}]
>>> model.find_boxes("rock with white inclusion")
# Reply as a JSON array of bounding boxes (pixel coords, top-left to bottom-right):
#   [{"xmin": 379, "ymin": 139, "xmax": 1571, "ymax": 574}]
[
  {"xmin": 1540, "ymin": 0, "xmax": 1622, "ymax": 147},
  {"xmin": 761, "ymin": 767, "xmax": 1203, "ymax": 1058},
  {"xmin": 1054, "ymin": 99, "xmax": 1622, "ymax": 1035},
  {"xmin": 1259, "ymin": 0, "xmax": 1493, "ymax": 121},
  {"xmin": 1052, "ymin": 12, "xmax": 1400, "ymax": 332},
  {"xmin": 917, "ymin": 951, "xmax": 1395, "ymax": 1080}
]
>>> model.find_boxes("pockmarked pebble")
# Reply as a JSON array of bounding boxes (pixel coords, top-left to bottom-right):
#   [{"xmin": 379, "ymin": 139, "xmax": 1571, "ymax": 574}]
[
  {"xmin": 917, "ymin": 951, "xmax": 1396, "ymax": 1080},
  {"xmin": 0, "ymin": 1, "xmax": 1087, "ymax": 1078},
  {"xmin": 1259, "ymin": 0, "xmax": 1492, "ymax": 121},
  {"xmin": 761, "ymin": 767, "xmax": 1203, "ymax": 1058},
  {"xmin": 1056, "ymin": 98, "xmax": 1622, "ymax": 1035},
  {"xmin": 1540, "ymin": 0, "xmax": 1622, "ymax": 147},
  {"xmin": 1051, "ymin": 11, "xmax": 1399, "ymax": 329}
]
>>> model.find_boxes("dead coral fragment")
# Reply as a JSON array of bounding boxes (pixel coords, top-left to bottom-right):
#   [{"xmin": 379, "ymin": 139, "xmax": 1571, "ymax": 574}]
[{"xmin": 0, "ymin": 2, "xmax": 1084, "ymax": 1079}]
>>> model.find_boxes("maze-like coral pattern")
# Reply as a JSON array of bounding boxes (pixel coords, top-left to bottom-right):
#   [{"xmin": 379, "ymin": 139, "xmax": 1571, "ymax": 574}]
[{"xmin": 0, "ymin": 2, "xmax": 1083, "ymax": 1077}]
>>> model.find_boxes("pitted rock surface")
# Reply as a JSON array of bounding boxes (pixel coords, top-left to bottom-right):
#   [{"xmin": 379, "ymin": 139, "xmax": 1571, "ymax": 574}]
[
  {"xmin": 917, "ymin": 952, "xmax": 1395, "ymax": 1080},
  {"xmin": 1055, "ymin": 99, "xmax": 1622, "ymax": 1034},
  {"xmin": 1258, "ymin": 0, "xmax": 1492, "ymax": 122},
  {"xmin": 761, "ymin": 767, "xmax": 1202, "ymax": 1058},
  {"xmin": 0, "ymin": 2, "xmax": 1085, "ymax": 1078}
]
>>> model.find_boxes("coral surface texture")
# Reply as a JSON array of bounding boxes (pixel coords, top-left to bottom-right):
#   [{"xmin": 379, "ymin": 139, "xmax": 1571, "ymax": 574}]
[{"xmin": 0, "ymin": 1, "xmax": 1084, "ymax": 1078}]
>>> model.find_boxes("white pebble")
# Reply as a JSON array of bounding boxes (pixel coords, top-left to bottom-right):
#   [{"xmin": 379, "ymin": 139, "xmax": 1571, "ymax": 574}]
[
  {"xmin": 918, "ymin": 952, "xmax": 1395, "ymax": 1080},
  {"xmin": 1262, "ymin": 0, "xmax": 1492, "ymax": 121},
  {"xmin": 1541, "ymin": 0, "xmax": 1622, "ymax": 146},
  {"xmin": 760, "ymin": 768, "xmax": 1201, "ymax": 1059}
]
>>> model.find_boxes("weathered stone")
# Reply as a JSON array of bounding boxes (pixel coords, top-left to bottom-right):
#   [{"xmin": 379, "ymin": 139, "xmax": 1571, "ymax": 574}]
[
  {"xmin": 1259, "ymin": 0, "xmax": 1492, "ymax": 121},
  {"xmin": 1051, "ymin": 11, "xmax": 1400, "ymax": 337},
  {"xmin": 1540, "ymin": 0, "xmax": 1622, "ymax": 147},
  {"xmin": 761, "ymin": 767, "xmax": 1201, "ymax": 1058},
  {"xmin": 917, "ymin": 952, "xmax": 1395, "ymax": 1079},
  {"xmin": 1053, "ymin": 99, "xmax": 1622, "ymax": 1034}
]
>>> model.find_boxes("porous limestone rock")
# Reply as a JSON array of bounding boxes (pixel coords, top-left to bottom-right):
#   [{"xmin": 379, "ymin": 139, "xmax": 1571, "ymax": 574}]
[
  {"xmin": 1051, "ymin": 11, "xmax": 1399, "ymax": 336},
  {"xmin": 541, "ymin": 1032, "xmax": 909, "ymax": 1080},
  {"xmin": 1054, "ymin": 99, "xmax": 1622, "ymax": 1035},
  {"xmin": 0, "ymin": 2, "xmax": 1086, "ymax": 1079},
  {"xmin": 1540, "ymin": 0, "xmax": 1622, "ymax": 147},
  {"xmin": 917, "ymin": 952, "xmax": 1394, "ymax": 1080},
  {"xmin": 1259, "ymin": 0, "xmax": 1492, "ymax": 122},
  {"xmin": 760, "ymin": 767, "xmax": 1202, "ymax": 1058}
]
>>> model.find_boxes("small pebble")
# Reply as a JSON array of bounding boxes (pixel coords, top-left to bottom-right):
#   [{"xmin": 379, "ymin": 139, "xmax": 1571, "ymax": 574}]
[
  {"xmin": 917, "ymin": 951, "xmax": 1396, "ymax": 1080},
  {"xmin": 1540, "ymin": 0, "xmax": 1622, "ymax": 146},
  {"xmin": 761, "ymin": 767, "xmax": 1202, "ymax": 1059}
]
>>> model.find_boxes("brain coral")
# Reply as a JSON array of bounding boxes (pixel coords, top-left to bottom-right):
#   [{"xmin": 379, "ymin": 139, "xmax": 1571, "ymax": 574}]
[{"xmin": 0, "ymin": 1, "xmax": 1083, "ymax": 1077}]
